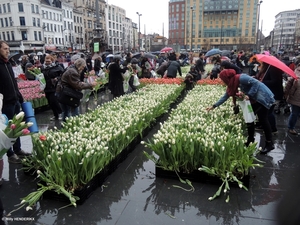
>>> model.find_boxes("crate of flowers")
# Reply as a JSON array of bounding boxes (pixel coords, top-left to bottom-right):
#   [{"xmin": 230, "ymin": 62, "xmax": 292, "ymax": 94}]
[
  {"xmin": 144, "ymin": 84, "xmax": 263, "ymax": 202},
  {"xmin": 16, "ymin": 83, "xmax": 185, "ymax": 212}
]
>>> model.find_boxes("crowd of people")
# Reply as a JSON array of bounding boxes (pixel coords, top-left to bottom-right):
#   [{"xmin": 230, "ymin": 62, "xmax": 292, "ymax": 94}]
[{"xmin": 1, "ymin": 36, "xmax": 300, "ymax": 161}]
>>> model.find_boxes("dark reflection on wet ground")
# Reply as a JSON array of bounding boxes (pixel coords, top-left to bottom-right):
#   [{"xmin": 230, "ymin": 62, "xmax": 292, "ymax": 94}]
[{"xmin": 1, "ymin": 92, "xmax": 300, "ymax": 225}]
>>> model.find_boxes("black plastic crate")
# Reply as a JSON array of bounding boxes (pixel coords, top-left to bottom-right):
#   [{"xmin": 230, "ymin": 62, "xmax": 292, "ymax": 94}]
[{"xmin": 155, "ymin": 166, "xmax": 250, "ymax": 188}]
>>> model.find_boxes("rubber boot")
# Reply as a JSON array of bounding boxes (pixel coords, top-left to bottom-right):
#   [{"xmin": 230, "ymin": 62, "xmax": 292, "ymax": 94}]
[
  {"xmin": 245, "ymin": 122, "xmax": 255, "ymax": 147},
  {"xmin": 260, "ymin": 141, "xmax": 275, "ymax": 154}
]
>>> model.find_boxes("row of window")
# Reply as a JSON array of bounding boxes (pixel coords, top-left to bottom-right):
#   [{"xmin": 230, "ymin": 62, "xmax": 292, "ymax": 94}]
[
  {"xmin": 42, "ymin": 10, "xmax": 62, "ymax": 21},
  {"xmin": 0, "ymin": 3, "xmax": 11, "ymax": 14},
  {"xmin": 0, "ymin": 17, "xmax": 13, "ymax": 27}
]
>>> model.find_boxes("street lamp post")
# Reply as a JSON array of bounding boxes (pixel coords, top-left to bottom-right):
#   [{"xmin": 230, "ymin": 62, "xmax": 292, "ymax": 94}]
[
  {"xmin": 190, "ymin": 6, "xmax": 194, "ymax": 52},
  {"xmin": 136, "ymin": 12, "xmax": 142, "ymax": 52},
  {"xmin": 256, "ymin": 0, "xmax": 263, "ymax": 52}
]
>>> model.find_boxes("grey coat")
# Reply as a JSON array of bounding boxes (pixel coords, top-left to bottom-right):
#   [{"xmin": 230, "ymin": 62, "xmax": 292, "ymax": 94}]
[{"xmin": 284, "ymin": 69, "xmax": 300, "ymax": 107}]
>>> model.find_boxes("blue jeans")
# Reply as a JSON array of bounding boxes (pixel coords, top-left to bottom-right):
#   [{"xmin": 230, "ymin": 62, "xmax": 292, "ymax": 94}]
[
  {"xmin": 288, "ymin": 104, "xmax": 300, "ymax": 130},
  {"xmin": 60, "ymin": 103, "xmax": 79, "ymax": 122},
  {"xmin": 1, "ymin": 102, "xmax": 21, "ymax": 157}
]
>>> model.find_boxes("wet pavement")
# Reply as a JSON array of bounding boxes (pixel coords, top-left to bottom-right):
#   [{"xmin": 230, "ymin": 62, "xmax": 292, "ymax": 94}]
[{"xmin": 1, "ymin": 91, "xmax": 300, "ymax": 225}]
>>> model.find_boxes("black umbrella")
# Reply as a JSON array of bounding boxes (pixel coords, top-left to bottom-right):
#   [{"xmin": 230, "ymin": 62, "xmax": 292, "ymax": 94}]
[
  {"xmin": 130, "ymin": 58, "xmax": 139, "ymax": 64},
  {"xmin": 143, "ymin": 53, "xmax": 156, "ymax": 59},
  {"xmin": 132, "ymin": 52, "xmax": 141, "ymax": 59},
  {"xmin": 113, "ymin": 54, "xmax": 122, "ymax": 59},
  {"xmin": 9, "ymin": 53, "xmax": 23, "ymax": 62}
]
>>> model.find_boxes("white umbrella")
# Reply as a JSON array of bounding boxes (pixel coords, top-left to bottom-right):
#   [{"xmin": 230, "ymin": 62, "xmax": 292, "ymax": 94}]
[
  {"xmin": 106, "ymin": 54, "xmax": 114, "ymax": 58},
  {"xmin": 37, "ymin": 52, "xmax": 43, "ymax": 56}
]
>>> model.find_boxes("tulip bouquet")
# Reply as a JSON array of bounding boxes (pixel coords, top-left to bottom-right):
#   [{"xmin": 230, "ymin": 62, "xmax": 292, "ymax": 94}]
[
  {"xmin": 235, "ymin": 88, "xmax": 246, "ymax": 101},
  {"xmin": 0, "ymin": 112, "xmax": 32, "ymax": 158},
  {"xmin": 82, "ymin": 72, "xmax": 108, "ymax": 103},
  {"xmin": 18, "ymin": 84, "xmax": 184, "ymax": 210},
  {"xmin": 27, "ymin": 67, "xmax": 46, "ymax": 90},
  {"xmin": 143, "ymin": 85, "xmax": 263, "ymax": 202}
]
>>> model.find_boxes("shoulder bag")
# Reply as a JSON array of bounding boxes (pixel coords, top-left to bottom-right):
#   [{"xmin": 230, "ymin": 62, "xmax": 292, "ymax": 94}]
[{"xmin": 57, "ymin": 85, "xmax": 83, "ymax": 107}]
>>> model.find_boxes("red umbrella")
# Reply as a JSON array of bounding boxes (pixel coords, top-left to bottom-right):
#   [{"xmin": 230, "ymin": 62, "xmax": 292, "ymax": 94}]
[
  {"xmin": 256, "ymin": 54, "xmax": 297, "ymax": 79},
  {"xmin": 160, "ymin": 47, "xmax": 173, "ymax": 53}
]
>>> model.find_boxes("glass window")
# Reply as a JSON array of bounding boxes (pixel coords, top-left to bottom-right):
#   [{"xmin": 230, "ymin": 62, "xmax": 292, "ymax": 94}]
[
  {"xmin": 36, "ymin": 5, "xmax": 39, "ymax": 14},
  {"xmin": 3, "ymin": 4, "xmax": 6, "ymax": 13},
  {"xmin": 0, "ymin": 5, "xmax": 2, "ymax": 13},
  {"xmin": 38, "ymin": 31, "xmax": 41, "ymax": 41},
  {"xmin": 7, "ymin": 3, "xmax": 10, "ymax": 12},
  {"xmin": 49, "ymin": 12, "xmax": 52, "ymax": 20},
  {"xmin": 6, "ymin": 31, "xmax": 10, "ymax": 41},
  {"xmin": 37, "ymin": 18, "xmax": 40, "ymax": 27},
  {"xmin": 2, "ymin": 32, "xmax": 5, "ymax": 40},
  {"xmin": 11, "ymin": 31, "xmax": 14, "ymax": 40},
  {"xmin": 0, "ymin": 19, "xmax": 3, "ymax": 27},
  {"xmin": 34, "ymin": 31, "xmax": 37, "ymax": 40},
  {"xmin": 18, "ymin": 3, "xmax": 23, "ymax": 12},
  {"xmin": 21, "ymin": 31, "xmax": 27, "ymax": 40},
  {"xmin": 5, "ymin": 18, "xmax": 8, "ymax": 27},
  {"xmin": 33, "ymin": 18, "xmax": 36, "ymax": 26},
  {"xmin": 31, "ymin": 4, "xmax": 34, "ymax": 13},
  {"xmin": 9, "ymin": 17, "xmax": 12, "ymax": 26},
  {"xmin": 19, "ymin": 17, "xmax": 25, "ymax": 26}
]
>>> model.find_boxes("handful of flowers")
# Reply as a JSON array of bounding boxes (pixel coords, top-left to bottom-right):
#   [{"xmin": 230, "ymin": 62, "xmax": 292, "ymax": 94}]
[
  {"xmin": 85, "ymin": 70, "xmax": 96, "ymax": 77},
  {"xmin": 0, "ymin": 112, "xmax": 32, "ymax": 158},
  {"xmin": 235, "ymin": 90, "xmax": 245, "ymax": 101},
  {"xmin": 28, "ymin": 67, "xmax": 46, "ymax": 90}
]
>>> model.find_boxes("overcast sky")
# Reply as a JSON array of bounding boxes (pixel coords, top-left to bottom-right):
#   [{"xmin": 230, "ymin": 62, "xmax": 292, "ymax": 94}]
[{"xmin": 107, "ymin": 0, "xmax": 300, "ymax": 37}]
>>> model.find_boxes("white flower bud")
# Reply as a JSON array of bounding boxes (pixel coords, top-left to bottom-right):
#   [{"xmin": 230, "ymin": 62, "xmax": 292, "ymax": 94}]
[
  {"xmin": 26, "ymin": 122, "xmax": 34, "ymax": 127},
  {"xmin": 16, "ymin": 112, "xmax": 25, "ymax": 120},
  {"xmin": 26, "ymin": 206, "xmax": 33, "ymax": 211}
]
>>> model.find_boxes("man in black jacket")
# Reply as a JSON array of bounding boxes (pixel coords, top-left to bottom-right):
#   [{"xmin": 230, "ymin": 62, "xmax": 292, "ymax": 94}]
[
  {"xmin": 0, "ymin": 40, "xmax": 31, "ymax": 163},
  {"xmin": 195, "ymin": 52, "xmax": 206, "ymax": 80}
]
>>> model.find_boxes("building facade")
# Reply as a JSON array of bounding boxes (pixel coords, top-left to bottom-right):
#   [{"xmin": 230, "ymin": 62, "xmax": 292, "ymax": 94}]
[
  {"xmin": 0, "ymin": 0, "xmax": 45, "ymax": 53},
  {"xmin": 41, "ymin": 2, "xmax": 63, "ymax": 52},
  {"xmin": 106, "ymin": 4, "xmax": 126, "ymax": 53},
  {"xmin": 168, "ymin": 0, "xmax": 260, "ymax": 52},
  {"xmin": 273, "ymin": 9, "xmax": 300, "ymax": 52},
  {"xmin": 169, "ymin": 0, "xmax": 186, "ymax": 52}
]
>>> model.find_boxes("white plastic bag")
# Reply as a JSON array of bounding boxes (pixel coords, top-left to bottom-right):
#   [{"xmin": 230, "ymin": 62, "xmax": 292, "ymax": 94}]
[
  {"xmin": 98, "ymin": 69, "xmax": 106, "ymax": 79},
  {"xmin": 123, "ymin": 80, "xmax": 129, "ymax": 92},
  {"xmin": 151, "ymin": 70, "xmax": 158, "ymax": 78},
  {"xmin": 36, "ymin": 73, "xmax": 46, "ymax": 91},
  {"xmin": 0, "ymin": 94, "xmax": 8, "ymax": 130},
  {"xmin": 133, "ymin": 74, "xmax": 140, "ymax": 86},
  {"xmin": 238, "ymin": 100, "xmax": 256, "ymax": 123}
]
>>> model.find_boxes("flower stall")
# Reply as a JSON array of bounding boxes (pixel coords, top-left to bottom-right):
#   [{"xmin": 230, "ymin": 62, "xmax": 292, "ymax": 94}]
[
  {"xmin": 18, "ymin": 81, "xmax": 48, "ymax": 109},
  {"xmin": 18, "ymin": 83, "xmax": 185, "ymax": 211},
  {"xmin": 143, "ymin": 84, "xmax": 263, "ymax": 202}
]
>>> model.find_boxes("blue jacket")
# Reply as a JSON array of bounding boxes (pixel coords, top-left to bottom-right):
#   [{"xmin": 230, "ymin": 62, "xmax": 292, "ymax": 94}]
[{"xmin": 213, "ymin": 74, "xmax": 275, "ymax": 109}]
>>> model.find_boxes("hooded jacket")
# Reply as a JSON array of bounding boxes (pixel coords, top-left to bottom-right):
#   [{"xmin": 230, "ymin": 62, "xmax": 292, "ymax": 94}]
[{"xmin": 0, "ymin": 57, "xmax": 23, "ymax": 104}]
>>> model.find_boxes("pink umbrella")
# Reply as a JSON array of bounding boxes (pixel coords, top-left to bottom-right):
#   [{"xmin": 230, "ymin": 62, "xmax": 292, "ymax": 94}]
[
  {"xmin": 221, "ymin": 56, "xmax": 230, "ymax": 61},
  {"xmin": 160, "ymin": 47, "xmax": 173, "ymax": 53},
  {"xmin": 256, "ymin": 54, "xmax": 297, "ymax": 79}
]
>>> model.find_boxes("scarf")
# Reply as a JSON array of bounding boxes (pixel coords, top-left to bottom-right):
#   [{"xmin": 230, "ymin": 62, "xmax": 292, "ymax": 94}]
[{"xmin": 0, "ymin": 56, "xmax": 8, "ymax": 63}]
